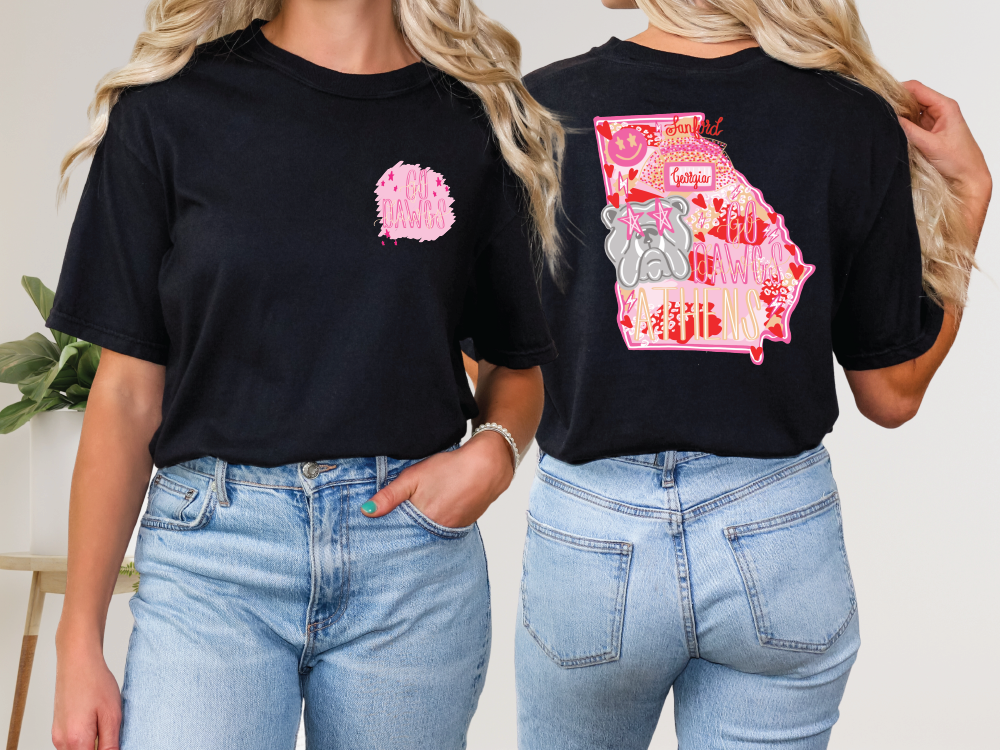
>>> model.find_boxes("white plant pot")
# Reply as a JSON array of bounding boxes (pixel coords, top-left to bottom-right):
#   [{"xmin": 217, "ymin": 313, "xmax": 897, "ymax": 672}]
[{"xmin": 29, "ymin": 409, "xmax": 85, "ymax": 556}]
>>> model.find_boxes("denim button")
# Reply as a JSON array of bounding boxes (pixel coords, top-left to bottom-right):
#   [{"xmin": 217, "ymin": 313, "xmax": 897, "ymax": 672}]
[{"xmin": 302, "ymin": 462, "xmax": 320, "ymax": 479}]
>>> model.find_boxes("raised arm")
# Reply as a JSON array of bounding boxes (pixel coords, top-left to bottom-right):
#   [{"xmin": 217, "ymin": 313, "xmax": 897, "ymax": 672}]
[
  {"xmin": 53, "ymin": 350, "xmax": 164, "ymax": 750},
  {"xmin": 845, "ymin": 81, "xmax": 991, "ymax": 428}
]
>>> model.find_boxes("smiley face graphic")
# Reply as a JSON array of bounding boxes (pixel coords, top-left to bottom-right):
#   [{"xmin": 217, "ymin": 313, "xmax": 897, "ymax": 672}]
[{"xmin": 608, "ymin": 127, "xmax": 648, "ymax": 167}]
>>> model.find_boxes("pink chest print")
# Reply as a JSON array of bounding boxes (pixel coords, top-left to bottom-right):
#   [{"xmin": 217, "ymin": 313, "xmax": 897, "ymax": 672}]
[{"xmin": 375, "ymin": 161, "xmax": 455, "ymax": 242}]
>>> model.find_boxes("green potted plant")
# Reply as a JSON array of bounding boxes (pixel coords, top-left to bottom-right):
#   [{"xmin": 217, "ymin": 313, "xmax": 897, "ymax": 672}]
[
  {"xmin": 0, "ymin": 276, "xmax": 99, "ymax": 433},
  {"xmin": 0, "ymin": 276, "xmax": 100, "ymax": 556}
]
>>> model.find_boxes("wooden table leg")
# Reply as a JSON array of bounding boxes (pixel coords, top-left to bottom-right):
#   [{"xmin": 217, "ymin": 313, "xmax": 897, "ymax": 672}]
[{"xmin": 6, "ymin": 571, "xmax": 45, "ymax": 750}]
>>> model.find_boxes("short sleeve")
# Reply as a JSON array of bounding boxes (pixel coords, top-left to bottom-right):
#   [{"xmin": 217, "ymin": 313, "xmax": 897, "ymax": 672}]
[
  {"xmin": 458, "ymin": 193, "xmax": 557, "ymax": 369},
  {"xmin": 47, "ymin": 108, "xmax": 172, "ymax": 365},
  {"xmin": 832, "ymin": 127, "xmax": 944, "ymax": 370}
]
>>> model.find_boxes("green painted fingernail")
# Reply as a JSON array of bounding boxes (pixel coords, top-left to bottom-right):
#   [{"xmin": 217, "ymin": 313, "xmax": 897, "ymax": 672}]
[{"xmin": 361, "ymin": 501, "xmax": 377, "ymax": 515}]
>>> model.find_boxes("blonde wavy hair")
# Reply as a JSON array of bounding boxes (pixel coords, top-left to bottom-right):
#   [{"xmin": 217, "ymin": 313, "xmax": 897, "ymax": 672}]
[
  {"xmin": 60, "ymin": 0, "xmax": 565, "ymax": 270},
  {"xmin": 636, "ymin": 0, "xmax": 975, "ymax": 312}
]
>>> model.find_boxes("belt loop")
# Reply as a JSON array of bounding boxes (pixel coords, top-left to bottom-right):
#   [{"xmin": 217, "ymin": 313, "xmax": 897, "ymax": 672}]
[
  {"xmin": 662, "ymin": 451, "xmax": 677, "ymax": 488},
  {"xmin": 214, "ymin": 458, "xmax": 231, "ymax": 507},
  {"xmin": 376, "ymin": 456, "xmax": 388, "ymax": 491}
]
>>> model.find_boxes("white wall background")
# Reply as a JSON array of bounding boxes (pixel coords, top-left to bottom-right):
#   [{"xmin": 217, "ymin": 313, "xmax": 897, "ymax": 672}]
[{"xmin": 0, "ymin": 2, "xmax": 996, "ymax": 748}]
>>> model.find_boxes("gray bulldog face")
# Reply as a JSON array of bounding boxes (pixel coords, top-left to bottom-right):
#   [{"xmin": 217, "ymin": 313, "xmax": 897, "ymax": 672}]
[{"xmin": 601, "ymin": 196, "xmax": 693, "ymax": 289}]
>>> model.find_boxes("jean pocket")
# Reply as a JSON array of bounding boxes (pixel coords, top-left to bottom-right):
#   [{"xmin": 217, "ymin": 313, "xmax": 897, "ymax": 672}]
[
  {"xmin": 520, "ymin": 513, "xmax": 632, "ymax": 668},
  {"xmin": 399, "ymin": 500, "xmax": 475, "ymax": 540},
  {"xmin": 140, "ymin": 469, "xmax": 217, "ymax": 531},
  {"xmin": 725, "ymin": 491, "xmax": 856, "ymax": 654}
]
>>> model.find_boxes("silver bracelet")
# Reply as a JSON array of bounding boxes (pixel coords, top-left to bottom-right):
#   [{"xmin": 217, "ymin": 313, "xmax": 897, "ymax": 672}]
[{"xmin": 472, "ymin": 421, "xmax": 520, "ymax": 473}]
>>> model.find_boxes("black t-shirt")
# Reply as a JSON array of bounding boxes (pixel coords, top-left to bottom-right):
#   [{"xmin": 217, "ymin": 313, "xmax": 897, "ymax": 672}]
[
  {"xmin": 522, "ymin": 39, "xmax": 942, "ymax": 463},
  {"xmin": 48, "ymin": 20, "xmax": 555, "ymax": 468}
]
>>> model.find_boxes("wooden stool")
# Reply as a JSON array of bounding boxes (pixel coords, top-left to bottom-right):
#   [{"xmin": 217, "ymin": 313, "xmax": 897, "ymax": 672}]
[{"xmin": 1, "ymin": 553, "xmax": 135, "ymax": 750}]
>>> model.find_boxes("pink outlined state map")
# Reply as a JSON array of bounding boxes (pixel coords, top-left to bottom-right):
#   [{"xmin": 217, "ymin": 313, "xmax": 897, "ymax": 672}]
[{"xmin": 594, "ymin": 112, "xmax": 814, "ymax": 365}]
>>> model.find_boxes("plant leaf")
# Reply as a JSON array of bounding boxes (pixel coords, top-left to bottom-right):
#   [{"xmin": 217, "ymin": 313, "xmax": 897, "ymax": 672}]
[
  {"xmin": 51, "ymin": 327, "xmax": 77, "ymax": 351},
  {"xmin": 23, "ymin": 332, "xmax": 60, "ymax": 358},
  {"xmin": 65, "ymin": 384, "xmax": 90, "ymax": 400},
  {"xmin": 21, "ymin": 276, "xmax": 55, "ymax": 322},
  {"xmin": 18, "ymin": 369, "xmax": 51, "ymax": 398},
  {"xmin": 39, "ymin": 390, "xmax": 72, "ymax": 409},
  {"xmin": 0, "ymin": 333, "xmax": 59, "ymax": 384},
  {"xmin": 68, "ymin": 400, "xmax": 88, "ymax": 411},
  {"xmin": 0, "ymin": 398, "xmax": 41, "ymax": 434},
  {"xmin": 49, "ymin": 366, "xmax": 80, "ymax": 393},
  {"xmin": 21, "ymin": 277, "xmax": 75, "ymax": 348},
  {"xmin": 23, "ymin": 340, "xmax": 88, "ymax": 403},
  {"xmin": 0, "ymin": 390, "xmax": 71, "ymax": 434},
  {"xmin": 77, "ymin": 343, "xmax": 101, "ymax": 388}
]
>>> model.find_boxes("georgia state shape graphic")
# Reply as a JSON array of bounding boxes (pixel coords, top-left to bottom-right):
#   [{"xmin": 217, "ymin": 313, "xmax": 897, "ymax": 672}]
[{"xmin": 595, "ymin": 112, "xmax": 814, "ymax": 365}]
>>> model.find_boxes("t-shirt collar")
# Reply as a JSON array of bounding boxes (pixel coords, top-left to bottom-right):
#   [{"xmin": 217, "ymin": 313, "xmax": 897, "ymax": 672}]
[
  {"xmin": 243, "ymin": 18, "xmax": 439, "ymax": 98},
  {"xmin": 597, "ymin": 37, "xmax": 766, "ymax": 70}
]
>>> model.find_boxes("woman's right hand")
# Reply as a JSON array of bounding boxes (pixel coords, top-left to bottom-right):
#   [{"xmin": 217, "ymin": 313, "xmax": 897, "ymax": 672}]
[
  {"xmin": 52, "ymin": 637, "xmax": 122, "ymax": 750},
  {"xmin": 51, "ymin": 350, "xmax": 163, "ymax": 749}
]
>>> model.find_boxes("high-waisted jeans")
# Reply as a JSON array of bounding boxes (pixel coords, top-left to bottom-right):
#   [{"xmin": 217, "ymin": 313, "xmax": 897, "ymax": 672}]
[
  {"xmin": 516, "ymin": 445, "xmax": 859, "ymax": 749},
  {"xmin": 120, "ymin": 452, "xmax": 490, "ymax": 750}
]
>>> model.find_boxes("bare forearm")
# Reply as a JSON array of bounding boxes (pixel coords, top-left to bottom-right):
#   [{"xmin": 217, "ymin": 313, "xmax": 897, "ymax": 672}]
[
  {"xmin": 473, "ymin": 362, "xmax": 544, "ymax": 462},
  {"xmin": 845, "ymin": 174, "xmax": 989, "ymax": 427},
  {"xmin": 58, "ymin": 357, "xmax": 162, "ymax": 649},
  {"xmin": 845, "ymin": 306, "xmax": 958, "ymax": 427},
  {"xmin": 364, "ymin": 363, "xmax": 544, "ymax": 525}
]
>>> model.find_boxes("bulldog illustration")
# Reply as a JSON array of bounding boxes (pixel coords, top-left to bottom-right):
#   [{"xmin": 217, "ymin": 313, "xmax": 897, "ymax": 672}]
[{"xmin": 601, "ymin": 196, "xmax": 693, "ymax": 288}]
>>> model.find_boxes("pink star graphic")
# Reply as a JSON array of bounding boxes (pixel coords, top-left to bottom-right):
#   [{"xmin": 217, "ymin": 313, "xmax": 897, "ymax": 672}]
[
  {"xmin": 388, "ymin": 171, "xmax": 394, "ymax": 181},
  {"xmin": 649, "ymin": 199, "xmax": 675, "ymax": 235},
  {"xmin": 436, "ymin": 177, "xmax": 442, "ymax": 187},
  {"xmin": 393, "ymin": 186, "xmax": 397, "ymax": 192},
  {"xmin": 433, "ymin": 191, "xmax": 437, "ymax": 197},
  {"xmin": 381, "ymin": 181, "xmax": 385, "ymax": 186},
  {"xmin": 617, "ymin": 203, "xmax": 645, "ymax": 239}
]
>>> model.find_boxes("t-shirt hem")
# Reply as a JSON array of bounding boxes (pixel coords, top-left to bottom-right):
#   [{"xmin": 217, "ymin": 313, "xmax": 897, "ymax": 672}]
[
  {"xmin": 537, "ymin": 436, "xmax": 829, "ymax": 464},
  {"xmin": 476, "ymin": 341, "xmax": 558, "ymax": 370},
  {"xmin": 835, "ymin": 300, "xmax": 945, "ymax": 371},
  {"xmin": 153, "ymin": 430, "xmax": 469, "ymax": 470},
  {"xmin": 46, "ymin": 309, "xmax": 169, "ymax": 366}
]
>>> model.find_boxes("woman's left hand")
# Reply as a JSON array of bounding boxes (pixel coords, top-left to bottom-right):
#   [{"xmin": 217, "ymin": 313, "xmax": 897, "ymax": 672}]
[
  {"xmin": 898, "ymin": 80, "xmax": 992, "ymax": 227},
  {"xmin": 361, "ymin": 430, "xmax": 515, "ymax": 528}
]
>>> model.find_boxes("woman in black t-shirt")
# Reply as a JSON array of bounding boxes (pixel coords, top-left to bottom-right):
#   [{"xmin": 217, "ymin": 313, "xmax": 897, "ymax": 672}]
[
  {"xmin": 49, "ymin": 2, "xmax": 564, "ymax": 749},
  {"xmin": 500, "ymin": 1, "xmax": 991, "ymax": 748}
]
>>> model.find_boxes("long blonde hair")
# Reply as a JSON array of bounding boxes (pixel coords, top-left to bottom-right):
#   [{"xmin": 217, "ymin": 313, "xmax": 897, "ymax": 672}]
[
  {"xmin": 60, "ymin": 0, "xmax": 565, "ymax": 270},
  {"xmin": 636, "ymin": 0, "xmax": 975, "ymax": 312}
]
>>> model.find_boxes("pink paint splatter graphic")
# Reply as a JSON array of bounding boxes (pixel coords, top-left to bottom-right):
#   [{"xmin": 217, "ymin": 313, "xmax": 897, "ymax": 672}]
[
  {"xmin": 594, "ymin": 112, "xmax": 814, "ymax": 365},
  {"xmin": 375, "ymin": 161, "xmax": 455, "ymax": 242}
]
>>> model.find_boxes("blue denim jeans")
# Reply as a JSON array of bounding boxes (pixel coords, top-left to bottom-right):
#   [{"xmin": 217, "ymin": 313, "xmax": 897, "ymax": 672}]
[
  {"xmin": 120, "ymin": 452, "xmax": 490, "ymax": 750},
  {"xmin": 516, "ymin": 446, "xmax": 859, "ymax": 749}
]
